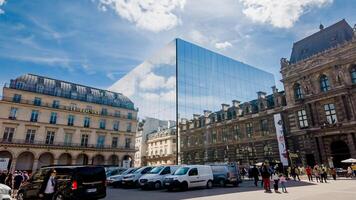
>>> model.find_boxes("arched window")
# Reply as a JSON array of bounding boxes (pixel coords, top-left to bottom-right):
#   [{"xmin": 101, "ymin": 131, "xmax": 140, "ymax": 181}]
[
  {"xmin": 294, "ymin": 83, "xmax": 303, "ymax": 100},
  {"xmin": 351, "ymin": 66, "xmax": 356, "ymax": 84},
  {"xmin": 320, "ymin": 75, "xmax": 330, "ymax": 92}
]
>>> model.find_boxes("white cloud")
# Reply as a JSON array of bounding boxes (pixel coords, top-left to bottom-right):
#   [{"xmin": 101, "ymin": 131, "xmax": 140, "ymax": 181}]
[
  {"xmin": 99, "ymin": 0, "xmax": 186, "ymax": 32},
  {"xmin": 215, "ymin": 41, "xmax": 232, "ymax": 50},
  {"xmin": 139, "ymin": 72, "xmax": 165, "ymax": 90},
  {"xmin": 188, "ymin": 29, "xmax": 209, "ymax": 45},
  {"xmin": 0, "ymin": 0, "xmax": 6, "ymax": 14},
  {"xmin": 239, "ymin": 0, "xmax": 333, "ymax": 28}
]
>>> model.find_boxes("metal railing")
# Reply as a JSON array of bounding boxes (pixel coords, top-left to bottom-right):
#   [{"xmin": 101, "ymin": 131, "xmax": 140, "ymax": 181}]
[
  {"xmin": 1, "ymin": 96, "xmax": 137, "ymax": 120},
  {"xmin": 0, "ymin": 139, "xmax": 136, "ymax": 151}
]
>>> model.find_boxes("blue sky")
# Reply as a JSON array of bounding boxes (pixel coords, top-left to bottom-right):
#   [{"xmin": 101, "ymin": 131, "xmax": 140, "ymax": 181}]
[{"xmin": 1, "ymin": 0, "xmax": 356, "ymax": 94}]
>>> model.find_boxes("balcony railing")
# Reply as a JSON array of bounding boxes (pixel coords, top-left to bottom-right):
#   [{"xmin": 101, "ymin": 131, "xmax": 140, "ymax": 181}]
[
  {"xmin": 1, "ymin": 96, "xmax": 137, "ymax": 120},
  {"xmin": 0, "ymin": 139, "xmax": 135, "ymax": 151}
]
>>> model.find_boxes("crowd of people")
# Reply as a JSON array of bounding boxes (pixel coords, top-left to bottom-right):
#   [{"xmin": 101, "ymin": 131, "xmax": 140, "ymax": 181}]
[
  {"xmin": 0, "ymin": 170, "xmax": 30, "ymax": 198},
  {"xmin": 239, "ymin": 163, "xmax": 356, "ymax": 193}
]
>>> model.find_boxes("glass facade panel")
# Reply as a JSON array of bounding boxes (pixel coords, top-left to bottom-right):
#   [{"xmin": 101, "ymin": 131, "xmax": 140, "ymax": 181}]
[{"xmin": 111, "ymin": 39, "xmax": 275, "ymax": 162}]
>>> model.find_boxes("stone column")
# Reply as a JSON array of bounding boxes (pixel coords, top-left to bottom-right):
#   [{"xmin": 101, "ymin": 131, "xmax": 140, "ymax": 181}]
[
  {"xmin": 32, "ymin": 159, "xmax": 39, "ymax": 172},
  {"xmin": 10, "ymin": 159, "xmax": 17, "ymax": 171},
  {"xmin": 315, "ymin": 137, "xmax": 327, "ymax": 165},
  {"xmin": 347, "ymin": 133, "xmax": 356, "ymax": 158}
]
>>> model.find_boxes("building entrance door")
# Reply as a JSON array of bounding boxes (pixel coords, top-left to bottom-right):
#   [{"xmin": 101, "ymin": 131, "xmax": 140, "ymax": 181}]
[{"xmin": 330, "ymin": 140, "xmax": 351, "ymax": 168}]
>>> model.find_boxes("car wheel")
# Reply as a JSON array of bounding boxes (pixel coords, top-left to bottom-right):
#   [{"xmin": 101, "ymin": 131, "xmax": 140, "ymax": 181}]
[
  {"xmin": 219, "ymin": 179, "xmax": 226, "ymax": 187},
  {"xmin": 181, "ymin": 182, "xmax": 188, "ymax": 191},
  {"xmin": 17, "ymin": 191, "xmax": 25, "ymax": 200},
  {"xmin": 233, "ymin": 182, "xmax": 239, "ymax": 187},
  {"xmin": 54, "ymin": 193, "xmax": 64, "ymax": 200},
  {"xmin": 154, "ymin": 181, "xmax": 161, "ymax": 190},
  {"xmin": 206, "ymin": 180, "xmax": 213, "ymax": 189}
]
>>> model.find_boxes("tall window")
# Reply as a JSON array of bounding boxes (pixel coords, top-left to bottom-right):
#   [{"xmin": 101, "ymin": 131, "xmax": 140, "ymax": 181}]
[
  {"xmin": 113, "ymin": 121, "xmax": 119, "ymax": 131},
  {"xmin": 45, "ymin": 131, "xmax": 55, "ymax": 145},
  {"xmin": 30, "ymin": 110, "xmax": 39, "ymax": 122},
  {"xmin": 64, "ymin": 133, "xmax": 72, "ymax": 146},
  {"xmin": 294, "ymin": 83, "xmax": 303, "ymax": 100},
  {"xmin": 67, "ymin": 115, "xmax": 75, "ymax": 126},
  {"xmin": 261, "ymin": 119, "xmax": 269, "ymax": 135},
  {"xmin": 212, "ymin": 130, "xmax": 217, "ymax": 144},
  {"xmin": 320, "ymin": 75, "xmax": 330, "ymax": 92},
  {"xmin": 101, "ymin": 108, "xmax": 108, "ymax": 116},
  {"xmin": 126, "ymin": 123, "xmax": 132, "ymax": 132},
  {"xmin": 246, "ymin": 123, "xmax": 253, "ymax": 138},
  {"xmin": 97, "ymin": 135, "xmax": 105, "ymax": 148},
  {"xmin": 52, "ymin": 100, "xmax": 60, "ymax": 109},
  {"xmin": 12, "ymin": 94, "xmax": 21, "ymax": 103},
  {"xmin": 125, "ymin": 138, "xmax": 131, "ymax": 148},
  {"xmin": 2, "ymin": 127, "xmax": 15, "ymax": 142},
  {"xmin": 351, "ymin": 66, "xmax": 356, "ymax": 84},
  {"xmin": 25, "ymin": 129, "xmax": 36, "ymax": 144},
  {"xmin": 9, "ymin": 107, "xmax": 18, "ymax": 119},
  {"xmin": 81, "ymin": 134, "xmax": 89, "ymax": 147},
  {"xmin": 69, "ymin": 103, "xmax": 77, "ymax": 111},
  {"xmin": 127, "ymin": 113, "xmax": 133, "ymax": 119},
  {"xmin": 297, "ymin": 109, "xmax": 309, "ymax": 128},
  {"xmin": 112, "ymin": 137, "xmax": 118, "ymax": 148},
  {"xmin": 49, "ymin": 112, "xmax": 57, "ymax": 124},
  {"xmin": 83, "ymin": 117, "xmax": 90, "ymax": 128},
  {"xmin": 114, "ymin": 111, "xmax": 120, "ymax": 117},
  {"xmin": 324, "ymin": 103, "xmax": 337, "ymax": 124},
  {"xmin": 234, "ymin": 125, "xmax": 241, "ymax": 140},
  {"xmin": 99, "ymin": 119, "xmax": 106, "ymax": 129},
  {"xmin": 34, "ymin": 97, "xmax": 42, "ymax": 106}
]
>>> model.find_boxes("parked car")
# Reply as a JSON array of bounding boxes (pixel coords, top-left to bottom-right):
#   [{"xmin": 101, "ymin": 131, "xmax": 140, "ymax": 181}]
[
  {"xmin": 121, "ymin": 166, "xmax": 153, "ymax": 188},
  {"xmin": 139, "ymin": 165, "xmax": 179, "ymax": 189},
  {"xmin": 107, "ymin": 168, "xmax": 137, "ymax": 187},
  {"xmin": 163, "ymin": 165, "xmax": 213, "ymax": 191},
  {"xmin": 211, "ymin": 163, "xmax": 240, "ymax": 187},
  {"xmin": 105, "ymin": 167, "xmax": 127, "ymax": 178},
  {"xmin": 17, "ymin": 166, "xmax": 106, "ymax": 200},
  {"xmin": 0, "ymin": 183, "xmax": 11, "ymax": 200}
]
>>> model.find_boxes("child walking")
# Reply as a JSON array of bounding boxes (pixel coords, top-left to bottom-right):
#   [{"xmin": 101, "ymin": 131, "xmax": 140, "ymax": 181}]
[
  {"xmin": 272, "ymin": 172, "xmax": 280, "ymax": 193},
  {"xmin": 279, "ymin": 174, "xmax": 287, "ymax": 193}
]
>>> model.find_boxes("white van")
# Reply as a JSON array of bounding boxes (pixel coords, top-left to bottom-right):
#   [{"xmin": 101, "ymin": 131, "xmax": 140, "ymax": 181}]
[
  {"xmin": 139, "ymin": 165, "xmax": 180, "ymax": 189},
  {"xmin": 163, "ymin": 165, "xmax": 213, "ymax": 191}
]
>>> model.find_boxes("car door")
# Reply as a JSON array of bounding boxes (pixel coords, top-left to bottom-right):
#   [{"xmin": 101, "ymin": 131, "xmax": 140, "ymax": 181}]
[
  {"xmin": 187, "ymin": 168, "xmax": 199, "ymax": 188},
  {"xmin": 159, "ymin": 167, "xmax": 171, "ymax": 183},
  {"xmin": 26, "ymin": 169, "xmax": 49, "ymax": 198}
]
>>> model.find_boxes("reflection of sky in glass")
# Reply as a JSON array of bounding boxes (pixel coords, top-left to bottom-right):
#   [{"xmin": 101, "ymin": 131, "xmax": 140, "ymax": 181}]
[
  {"xmin": 177, "ymin": 39, "xmax": 275, "ymax": 120},
  {"xmin": 110, "ymin": 39, "xmax": 275, "ymax": 121}
]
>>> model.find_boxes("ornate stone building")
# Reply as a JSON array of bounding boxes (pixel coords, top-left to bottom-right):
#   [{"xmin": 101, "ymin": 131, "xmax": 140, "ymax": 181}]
[
  {"xmin": 0, "ymin": 74, "xmax": 138, "ymax": 172},
  {"xmin": 281, "ymin": 19, "xmax": 356, "ymax": 168},
  {"xmin": 179, "ymin": 88, "xmax": 286, "ymax": 167},
  {"xmin": 144, "ymin": 127, "xmax": 176, "ymax": 166}
]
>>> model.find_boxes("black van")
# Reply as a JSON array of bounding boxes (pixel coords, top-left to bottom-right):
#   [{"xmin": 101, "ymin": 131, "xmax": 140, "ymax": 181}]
[{"xmin": 17, "ymin": 166, "xmax": 106, "ymax": 200}]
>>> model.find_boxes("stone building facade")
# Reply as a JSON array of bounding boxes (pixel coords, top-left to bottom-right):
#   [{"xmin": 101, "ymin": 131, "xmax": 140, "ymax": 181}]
[
  {"xmin": 0, "ymin": 74, "xmax": 138, "ymax": 172},
  {"xmin": 144, "ymin": 127, "xmax": 176, "ymax": 166},
  {"xmin": 179, "ymin": 89, "xmax": 287, "ymax": 167},
  {"xmin": 281, "ymin": 19, "xmax": 356, "ymax": 168}
]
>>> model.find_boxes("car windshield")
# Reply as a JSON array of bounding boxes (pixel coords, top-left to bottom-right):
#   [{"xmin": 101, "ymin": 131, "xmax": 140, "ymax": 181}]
[
  {"xmin": 174, "ymin": 167, "xmax": 190, "ymax": 175},
  {"xmin": 124, "ymin": 168, "xmax": 137, "ymax": 175},
  {"xmin": 148, "ymin": 166, "xmax": 164, "ymax": 174},
  {"xmin": 134, "ymin": 167, "xmax": 145, "ymax": 174}
]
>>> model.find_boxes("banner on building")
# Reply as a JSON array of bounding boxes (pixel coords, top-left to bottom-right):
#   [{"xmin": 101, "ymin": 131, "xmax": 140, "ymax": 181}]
[
  {"xmin": 0, "ymin": 158, "xmax": 9, "ymax": 171},
  {"xmin": 273, "ymin": 113, "xmax": 289, "ymax": 166}
]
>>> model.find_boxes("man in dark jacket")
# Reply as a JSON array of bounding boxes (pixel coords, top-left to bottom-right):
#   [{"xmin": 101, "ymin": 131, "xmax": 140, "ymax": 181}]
[
  {"xmin": 250, "ymin": 165, "xmax": 259, "ymax": 186},
  {"xmin": 39, "ymin": 169, "xmax": 57, "ymax": 200}
]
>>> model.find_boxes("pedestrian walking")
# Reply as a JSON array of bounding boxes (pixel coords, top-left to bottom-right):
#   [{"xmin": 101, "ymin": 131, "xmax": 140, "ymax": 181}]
[
  {"xmin": 13, "ymin": 171, "xmax": 23, "ymax": 198},
  {"xmin": 39, "ymin": 169, "xmax": 58, "ymax": 200},
  {"xmin": 330, "ymin": 168, "xmax": 336, "ymax": 180},
  {"xmin": 279, "ymin": 174, "xmax": 287, "ymax": 193},
  {"xmin": 5, "ymin": 172, "xmax": 12, "ymax": 188},
  {"xmin": 314, "ymin": 166, "xmax": 320, "ymax": 183},
  {"xmin": 272, "ymin": 172, "xmax": 280, "ymax": 193},
  {"xmin": 261, "ymin": 165, "xmax": 271, "ymax": 192},
  {"xmin": 306, "ymin": 166, "xmax": 313, "ymax": 181},
  {"xmin": 347, "ymin": 166, "xmax": 353, "ymax": 178},
  {"xmin": 250, "ymin": 165, "xmax": 259, "ymax": 187},
  {"xmin": 321, "ymin": 168, "xmax": 327, "ymax": 183}
]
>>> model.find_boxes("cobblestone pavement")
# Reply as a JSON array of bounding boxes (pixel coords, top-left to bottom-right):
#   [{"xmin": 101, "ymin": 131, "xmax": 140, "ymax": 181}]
[{"xmin": 105, "ymin": 177, "xmax": 356, "ymax": 200}]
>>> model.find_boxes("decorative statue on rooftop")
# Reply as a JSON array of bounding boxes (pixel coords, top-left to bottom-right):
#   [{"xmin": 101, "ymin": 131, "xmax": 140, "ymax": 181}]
[{"xmin": 280, "ymin": 58, "xmax": 289, "ymax": 68}]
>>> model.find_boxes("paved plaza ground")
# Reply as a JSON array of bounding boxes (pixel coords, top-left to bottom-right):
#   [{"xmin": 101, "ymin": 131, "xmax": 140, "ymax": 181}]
[{"xmin": 105, "ymin": 177, "xmax": 356, "ymax": 200}]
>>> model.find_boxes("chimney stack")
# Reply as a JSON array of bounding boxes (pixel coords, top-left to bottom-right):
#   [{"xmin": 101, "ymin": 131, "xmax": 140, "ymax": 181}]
[
  {"xmin": 221, "ymin": 104, "xmax": 230, "ymax": 111},
  {"xmin": 257, "ymin": 91, "xmax": 267, "ymax": 99},
  {"xmin": 232, "ymin": 100, "xmax": 241, "ymax": 107},
  {"xmin": 204, "ymin": 110, "xmax": 212, "ymax": 118}
]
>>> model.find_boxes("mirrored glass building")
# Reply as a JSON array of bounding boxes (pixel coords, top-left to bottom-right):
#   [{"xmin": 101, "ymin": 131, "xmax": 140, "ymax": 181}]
[{"xmin": 110, "ymin": 38, "xmax": 275, "ymax": 163}]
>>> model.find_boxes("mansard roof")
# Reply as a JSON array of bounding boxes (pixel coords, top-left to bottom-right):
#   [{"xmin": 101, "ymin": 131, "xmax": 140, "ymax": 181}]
[
  {"xmin": 9, "ymin": 74, "xmax": 135, "ymax": 110},
  {"xmin": 290, "ymin": 19, "xmax": 353, "ymax": 64}
]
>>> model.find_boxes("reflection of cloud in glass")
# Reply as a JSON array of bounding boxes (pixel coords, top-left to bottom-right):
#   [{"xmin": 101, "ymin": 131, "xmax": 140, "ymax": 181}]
[{"xmin": 109, "ymin": 40, "xmax": 176, "ymax": 120}]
